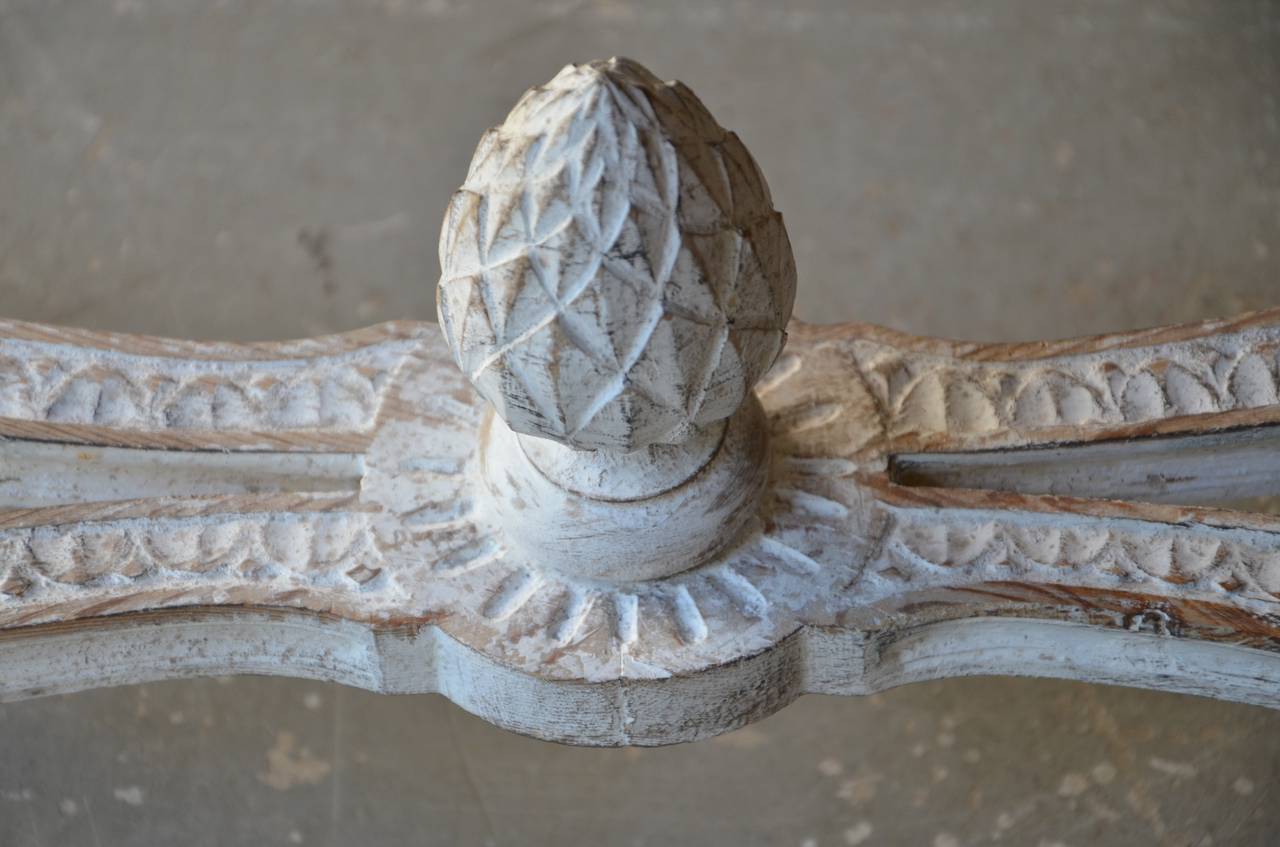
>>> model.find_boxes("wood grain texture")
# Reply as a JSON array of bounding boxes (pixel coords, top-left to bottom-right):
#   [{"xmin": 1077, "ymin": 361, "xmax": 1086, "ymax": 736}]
[
  {"xmin": 889, "ymin": 425, "xmax": 1280, "ymax": 505},
  {"xmin": 2, "ymin": 58, "xmax": 1279, "ymax": 745},
  {"xmin": 1, "ymin": 305, "xmax": 1278, "ymax": 744}
]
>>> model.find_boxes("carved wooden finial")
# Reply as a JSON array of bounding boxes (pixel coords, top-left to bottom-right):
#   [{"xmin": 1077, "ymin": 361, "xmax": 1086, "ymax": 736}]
[
  {"xmin": 3, "ymin": 58, "xmax": 1280, "ymax": 747},
  {"xmin": 437, "ymin": 57, "xmax": 796, "ymax": 452}
]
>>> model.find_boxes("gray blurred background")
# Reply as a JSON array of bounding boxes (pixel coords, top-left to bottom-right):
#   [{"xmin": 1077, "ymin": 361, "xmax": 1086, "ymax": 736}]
[{"xmin": 0, "ymin": 1, "xmax": 1278, "ymax": 844}]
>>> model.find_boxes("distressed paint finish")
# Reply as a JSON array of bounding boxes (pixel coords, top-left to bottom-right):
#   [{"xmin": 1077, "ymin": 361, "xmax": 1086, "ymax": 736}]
[
  {"xmin": 1, "ymin": 58, "xmax": 1280, "ymax": 746},
  {"xmin": 437, "ymin": 58, "xmax": 796, "ymax": 451},
  {"xmin": 0, "ymin": 319, "xmax": 427, "ymax": 451}
]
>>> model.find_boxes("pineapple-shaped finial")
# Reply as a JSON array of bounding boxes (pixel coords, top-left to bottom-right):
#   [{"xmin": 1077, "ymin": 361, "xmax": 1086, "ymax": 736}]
[{"xmin": 438, "ymin": 57, "xmax": 796, "ymax": 451}]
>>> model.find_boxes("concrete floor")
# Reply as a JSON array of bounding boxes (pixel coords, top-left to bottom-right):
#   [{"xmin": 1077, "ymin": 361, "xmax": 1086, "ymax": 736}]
[{"xmin": 0, "ymin": 1, "xmax": 1278, "ymax": 844}]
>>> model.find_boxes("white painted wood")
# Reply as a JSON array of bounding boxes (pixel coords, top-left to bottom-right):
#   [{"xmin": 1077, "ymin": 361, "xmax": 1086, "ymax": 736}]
[
  {"xmin": 1, "ymin": 57, "xmax": 1279, "ymax": 746},
  {"xmin": 891, "ymin": 425, "xmax": 1280, "ymax": 506},
  {"xmin": 3, "ymin": 612, "xmax": 1279, "ymax": 746},
  {"xmin": 475, "ymin": 397, "xmax": 769, "ymax": 581},
  {"xmin": 0, "ymin": 441, "xmax": 363, "ymax": 508},
  {"xmin": 436, "ymin": 58, "xmax": 796, "ymax": 452}
]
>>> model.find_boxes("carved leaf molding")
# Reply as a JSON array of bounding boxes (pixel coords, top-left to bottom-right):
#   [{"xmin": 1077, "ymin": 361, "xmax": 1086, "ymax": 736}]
[
  {"xmin": 0, "ymin": 510, "xmax": 387, "ymax": 626},
  {"xmin": 864, "ymin": 503, "xmax": 1280, "ymax": 609},
  {"xmin": 0, "ymin": 333, "xmax": 419, "ymax": 435},
  {"xmin": 841, "ymin": 327, "xmax": 1280, "ymax": 442}
]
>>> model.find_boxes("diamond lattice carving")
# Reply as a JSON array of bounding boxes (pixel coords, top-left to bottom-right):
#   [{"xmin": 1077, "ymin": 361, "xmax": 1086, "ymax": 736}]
[{"xmin": 437, "ymin": 57, "xmax": 797, "ymax": 451}]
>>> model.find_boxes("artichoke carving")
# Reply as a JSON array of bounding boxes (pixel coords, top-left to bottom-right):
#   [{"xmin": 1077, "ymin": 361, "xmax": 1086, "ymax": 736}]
[{"xmin": 438, "ymin": 57, "xmax": 796, "ymax": 451}]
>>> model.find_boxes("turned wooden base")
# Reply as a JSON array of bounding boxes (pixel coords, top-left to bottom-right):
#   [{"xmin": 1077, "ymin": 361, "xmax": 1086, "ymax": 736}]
[{"xmin": 477, "ymin": 397, "xmax": 769, "ymax": 582}]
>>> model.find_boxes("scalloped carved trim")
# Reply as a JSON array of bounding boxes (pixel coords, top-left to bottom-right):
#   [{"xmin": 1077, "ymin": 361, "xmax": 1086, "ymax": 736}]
[
  {"xmin": 0, "ymin": 332, "xmax": 418, "ymax": 437},
  {"xmin": 0, "ymin": 510, "xmax": 387, "ymax": 623},
  {"xmin": 847, "ymin": 330, "xmax": 1280, "ymax": 441},
  {"xmin": 862, "ymin": 502, "xmax": 1280, "ymax": 606}
]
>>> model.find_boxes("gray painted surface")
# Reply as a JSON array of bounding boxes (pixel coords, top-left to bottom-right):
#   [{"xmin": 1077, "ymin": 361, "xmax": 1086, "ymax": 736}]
[{"xmin": 0, "ymin": 1, "xmax": 1277, "ymax": 844}]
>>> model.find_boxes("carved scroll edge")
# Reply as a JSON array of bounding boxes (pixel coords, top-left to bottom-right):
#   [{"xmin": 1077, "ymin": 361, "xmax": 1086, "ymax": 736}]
[{"xmin": 1, "ymin": 609, "xmax": 1277, "ymax": 746}]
